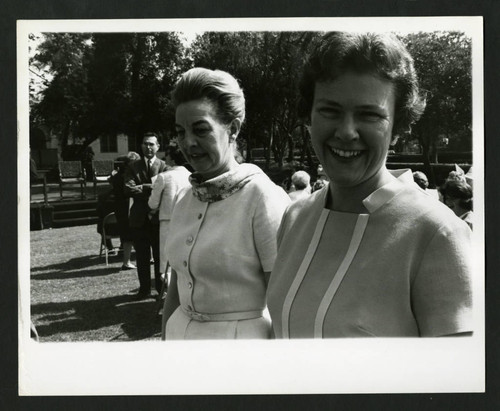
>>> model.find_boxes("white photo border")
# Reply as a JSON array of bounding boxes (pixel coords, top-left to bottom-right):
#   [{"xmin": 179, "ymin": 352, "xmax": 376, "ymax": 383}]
[{"xmin": 18, "ymin": 16, "xmax": 485, "ymax": 395}]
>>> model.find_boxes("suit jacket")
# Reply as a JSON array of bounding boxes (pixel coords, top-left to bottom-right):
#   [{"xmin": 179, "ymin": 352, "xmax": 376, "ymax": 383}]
[{"xmin": 124, "ymin": 157, "xmax": 168, "ymax": 228}]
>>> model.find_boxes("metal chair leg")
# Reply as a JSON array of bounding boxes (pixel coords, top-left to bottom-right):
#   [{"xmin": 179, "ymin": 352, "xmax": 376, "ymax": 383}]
[
  {"xmin": 156, "ymin": 263, "xmax": 169, "ymax": 315},
  {"xmin": 99, "ymin": 236, "xmax": 105, "ymax": 257}
]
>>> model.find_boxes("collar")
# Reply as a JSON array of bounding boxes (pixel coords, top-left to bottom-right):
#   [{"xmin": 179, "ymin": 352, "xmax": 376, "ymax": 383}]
[
  {"xmin": 362, "ymin": 169, "xmax": 414, "ymax": 213},
  {"xmin": 144, "ymin": 156, "xmax": 157, "ymax": 166},
  {"xmin": 190, "ymin": 163, "xmax": 264, "ymax": 203},
  {"xmin": 320, "ymin": 169, "xmax": 414, "ymax": 213}
]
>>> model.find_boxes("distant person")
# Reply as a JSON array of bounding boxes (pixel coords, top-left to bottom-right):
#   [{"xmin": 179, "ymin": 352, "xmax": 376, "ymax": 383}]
[
  {"xmin": 311, "ymin": 178, "xmax": 326, "ymax": 193},
  {"xmin": 464, "ymin": 166, "xmax": 473, "ymax": 188},
  {"xmin": 288, "ymin": 170, "xmax": 311, "ymax": 201},
  {"xmin": 316, "ymin": 164, "xmax": 329, "ymax": 183},
  {"xmin": 124, "ymin": 133, "xmax": 168, "ymax": 299},
  {"xmin": 148, "ymin": 145, "xmax": 191, "ymax": 288},
  {"xmin": 439, "ymin": 179, "xmax": 473, "ymax": 230},
  {"xmin": 29, "ymin": 147, "xmax": 39, "ymax": 182},
  {"xmin": 161, "ymin": 67, "xmax": 290, "ymax": 340},
  {"xmin": 412, "ymin": 171, "xmax": 429, "ymax": 191},
  {"xmin": 109, "ymin": 151, "xmax": 141, "ymax": 270},
  {"xmin": 312, "ymin": 163, "xmax": 329, "ymax": 193}
]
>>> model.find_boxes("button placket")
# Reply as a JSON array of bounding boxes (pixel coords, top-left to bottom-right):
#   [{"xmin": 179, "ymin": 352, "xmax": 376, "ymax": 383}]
[{"xmin": 183, "ymin": 201, "xmax": 209, "ymax": 313}]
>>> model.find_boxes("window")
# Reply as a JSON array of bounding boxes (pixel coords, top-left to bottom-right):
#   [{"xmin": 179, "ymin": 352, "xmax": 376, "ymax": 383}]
[{"xmin": 100, "ymin": 134, "xmax": 117, "ymax": 153}]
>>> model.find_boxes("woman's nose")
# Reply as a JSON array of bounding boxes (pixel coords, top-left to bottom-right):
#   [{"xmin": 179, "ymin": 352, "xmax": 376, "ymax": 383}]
[
  {"xmin": 335, "ymin": 114, "xmax": 359, "ymax": 141},
  {"xmin": 183, "ymin": 131, "xmax": 198, "ymax": 147}
]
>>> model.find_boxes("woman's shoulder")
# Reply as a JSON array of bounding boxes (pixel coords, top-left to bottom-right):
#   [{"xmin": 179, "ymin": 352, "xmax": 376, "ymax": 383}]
[
  {"xmin": 173, "ymin": 184, "xmax": 193, "ymax": 204},
  {"xmin": 396, "ymin": 185, "xmax": 468, "ymax": 231},
  {"xmin": 282, "ymin": 186, "xmax": 325, "ymax": 225},
  {"xmin": 243, "ymin": 165, "xmax": 287, "ymax": 195}
]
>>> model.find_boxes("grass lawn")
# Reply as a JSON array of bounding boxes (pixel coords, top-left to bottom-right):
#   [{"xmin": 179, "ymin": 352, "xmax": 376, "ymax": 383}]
[{"xmin": 30, "ymin": 225, "xmax": 162, "ymax": 342}]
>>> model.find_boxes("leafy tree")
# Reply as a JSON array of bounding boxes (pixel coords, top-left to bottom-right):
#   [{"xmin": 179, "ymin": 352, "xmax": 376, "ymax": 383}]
[
  {"xmin": 189, "ymin": 31, "xmax": 319, "ymax": 169},
  {"xmin": 30, "ymin": 32, "xmax": 185, "ymax": 156},
  {"xmin": 401, "ymin": 32, "xmax": 472, "ymax": 184},
  {"xmin": 30, "ymin": 33, "xmax": 93, "ymax": 151}
]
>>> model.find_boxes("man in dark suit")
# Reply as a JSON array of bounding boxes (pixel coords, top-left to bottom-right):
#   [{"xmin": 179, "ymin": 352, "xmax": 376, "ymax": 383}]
[{"xmin": 124, "ymin": 133, "xmax": 168, "ymax": 299}]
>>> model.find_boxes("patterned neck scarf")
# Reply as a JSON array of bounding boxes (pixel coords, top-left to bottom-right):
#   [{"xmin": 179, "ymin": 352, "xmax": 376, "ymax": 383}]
[{"xmin": 190, "ymin": 163, "xmax": 264, "ymax": 203}]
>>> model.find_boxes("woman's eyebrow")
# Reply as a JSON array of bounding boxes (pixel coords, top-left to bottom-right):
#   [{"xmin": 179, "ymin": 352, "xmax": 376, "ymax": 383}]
[
  {"xmin": 192, "ymin": 120, "xmax": 209, "ymax": 126},
  {"xmin": 315, "ymin": 98, "xmax": 340, "ymax": 106},
  {"xmin": 356, "ymin": 104, "xmax": 386, "ymax": 110}
]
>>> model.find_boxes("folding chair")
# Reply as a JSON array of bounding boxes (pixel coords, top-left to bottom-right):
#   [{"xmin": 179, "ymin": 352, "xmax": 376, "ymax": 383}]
[
  {"xmin": 92, "ymin": 160, "xmax": 114, "ymax": 198},
  {"xmin": 99, "ymin": 212, "xmax": 121, "ymax": 266},
  {"xmin": 156, "ymin": 262, "xmax": 170, "ymax": 316},
  {"xmin": 58, "ymin": 160, "xmax": 86, "ymax": 200}
]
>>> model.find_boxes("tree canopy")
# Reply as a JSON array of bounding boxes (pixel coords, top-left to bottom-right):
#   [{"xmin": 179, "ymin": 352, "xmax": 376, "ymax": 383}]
[
  {"xmin": 30, "ymin": 32, "xmax": 185, "ymax": 154},
  {"xmin": 30, "ymin": 30, "xmax": 472, "ymax": 171}
]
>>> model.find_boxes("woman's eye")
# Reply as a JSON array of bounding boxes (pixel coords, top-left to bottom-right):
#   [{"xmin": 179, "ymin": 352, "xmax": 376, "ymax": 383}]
[
  {"xmin": 176, "ymin": 130, "xmax": 185, "ymax": 139},
  {"xmin": 317, "ymin": 107, "xmax": 340, "ymax": 118},
  {"xmin": 360, "ymin": 111, "xmax": 383, "ymax": 121},
  {"xmin": 194, "ymin": 128, "xmax": 210, "ymax": 136}
]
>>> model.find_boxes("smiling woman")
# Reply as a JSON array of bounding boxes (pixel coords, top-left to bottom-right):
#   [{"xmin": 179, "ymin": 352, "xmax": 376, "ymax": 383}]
[
  {"xmin": 267, "ymin": 32, "xmax": 473, "ymax": 338},
  {"xmin": 161, "ymin": 68, "xmax": 290, "ymax": 340}
]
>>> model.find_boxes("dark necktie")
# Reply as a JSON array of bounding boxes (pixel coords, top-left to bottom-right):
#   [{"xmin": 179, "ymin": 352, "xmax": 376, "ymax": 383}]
[{"xmin": 147, "ymin": 160, "xmax": 152, "ymax": 177}]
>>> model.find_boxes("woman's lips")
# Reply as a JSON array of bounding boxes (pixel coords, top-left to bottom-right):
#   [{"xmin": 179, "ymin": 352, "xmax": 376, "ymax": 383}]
[{"xmin": 329, "ymin": 147, "xmax": 364, "ymax": 159}]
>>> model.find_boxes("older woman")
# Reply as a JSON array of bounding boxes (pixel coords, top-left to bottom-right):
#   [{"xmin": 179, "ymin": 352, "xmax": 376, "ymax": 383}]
[
  {"xmin": 267, "ymin": 32, "xmax": 473, "ymax": 338},
  {"xmin": 161, "ymin": 68, "xmax": 290, "ymax": 339}
]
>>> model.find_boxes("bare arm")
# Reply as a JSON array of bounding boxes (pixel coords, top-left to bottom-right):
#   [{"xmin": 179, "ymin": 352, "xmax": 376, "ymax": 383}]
[
  {"xmin": 123, "ymin": 163, "xmax": 152, "ymax": 199},
  {"xmin": 148, "ymin": 173, "xmax": 165, "ymax": 210},
  {"xmin": 161, "ymin": 269, "xmax": 180, "ymax": 340}
]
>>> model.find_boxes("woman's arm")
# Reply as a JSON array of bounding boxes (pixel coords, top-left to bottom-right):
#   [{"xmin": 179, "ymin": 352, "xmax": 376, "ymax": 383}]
[
  {"xmin": 148, "ymin": 173, "xmax": 165, "ymax": 210},
  {"xmin": 161, "ymin": 269, "xmax": 180, "ymax": 340},
  {"xmin": 412, "ymin": 220, "xmax": 473, "ymax": 337}
]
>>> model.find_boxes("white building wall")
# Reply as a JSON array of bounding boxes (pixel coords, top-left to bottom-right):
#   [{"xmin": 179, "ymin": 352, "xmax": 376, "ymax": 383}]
[{"xmin": 90, "ymin": 133, "xmax": 165, "ymax": 160}]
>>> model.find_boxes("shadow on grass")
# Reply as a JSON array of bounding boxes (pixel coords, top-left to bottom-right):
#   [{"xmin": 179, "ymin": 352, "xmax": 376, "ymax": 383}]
[
  {"xmin": 31, "ymin": 254, "xmax": 124, "ymax": 273},
  {"xmin": 31, "ymin": 294, "xmax": 162, "ymax": 341},
  {"xmin": 31, "ymin": 265, "xmax": 123, "ymax": 280}
]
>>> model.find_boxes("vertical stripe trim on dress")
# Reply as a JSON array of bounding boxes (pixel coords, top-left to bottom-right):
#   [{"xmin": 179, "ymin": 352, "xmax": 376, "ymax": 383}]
[
  {"xmin": 281, "ymin": 208, "xmax": 330, "ymax": 338},
  {"xmin": 313, "ymin": 214, "xmax": 369, "ymax": 338}
]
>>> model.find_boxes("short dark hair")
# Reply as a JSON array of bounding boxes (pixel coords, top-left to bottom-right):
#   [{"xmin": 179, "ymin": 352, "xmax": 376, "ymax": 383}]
[
  {"xmin": 143, "ymin": 132, "xmax": 159, "ymax": 143},
  {"xmin": 165, "ymin": 145, "xmax": 186, "ymax": 166},
  {"xmin": 298, "ymin": 32, "xmax": 426, "ymax": 135},
  {"xmin": 172, "ymin": 67, "xmax": 245, "ymax": 126},
  {"xmin": 440, "ymin": 179, "xmax": 473, "ymax": 211}
]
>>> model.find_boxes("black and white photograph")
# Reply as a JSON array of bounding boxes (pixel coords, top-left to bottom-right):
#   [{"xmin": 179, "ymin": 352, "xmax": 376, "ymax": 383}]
[{"xmin": 18, "ymin": 17, "xmax": 484, "ymax": 396}]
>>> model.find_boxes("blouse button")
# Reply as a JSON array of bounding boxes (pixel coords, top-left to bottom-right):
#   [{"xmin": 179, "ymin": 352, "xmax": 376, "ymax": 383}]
[
  {"xmin": 183, "ymin": 261, "xmax": 187, "ymax": 267},
  {"xmin": 188, "ymin": 282, "xmax": 193, "ymax": 289},
  {"xmin": 186, "ymin": 236, "xmax": 193, "ymax": 245},
  {"xmin": 198, "ymin": 213, "xmax": 203, "ymax": 219}
]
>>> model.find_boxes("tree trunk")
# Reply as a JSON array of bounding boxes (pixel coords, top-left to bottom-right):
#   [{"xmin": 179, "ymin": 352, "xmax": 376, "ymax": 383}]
[
  {"xmin": 301, "ymin": 124, "xmax": 314, "ymax": 170},
  {"xmin": 287, "ymin": 133, "xmax": 294, "ymax": 163},
  {"xmin": 245, "ymin": 131, "xmax": 252, "ymax": 162},
  {"xmin": 130, "ymin": 34, "xmax": 145, "ymax": 144},
  {"xmin": 265, "ymin": 124, "xmax": 273, "ymax": 170},
  {"xmin": 419, "ymin": 134, "xmax": 437, "ymax": 188}
]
